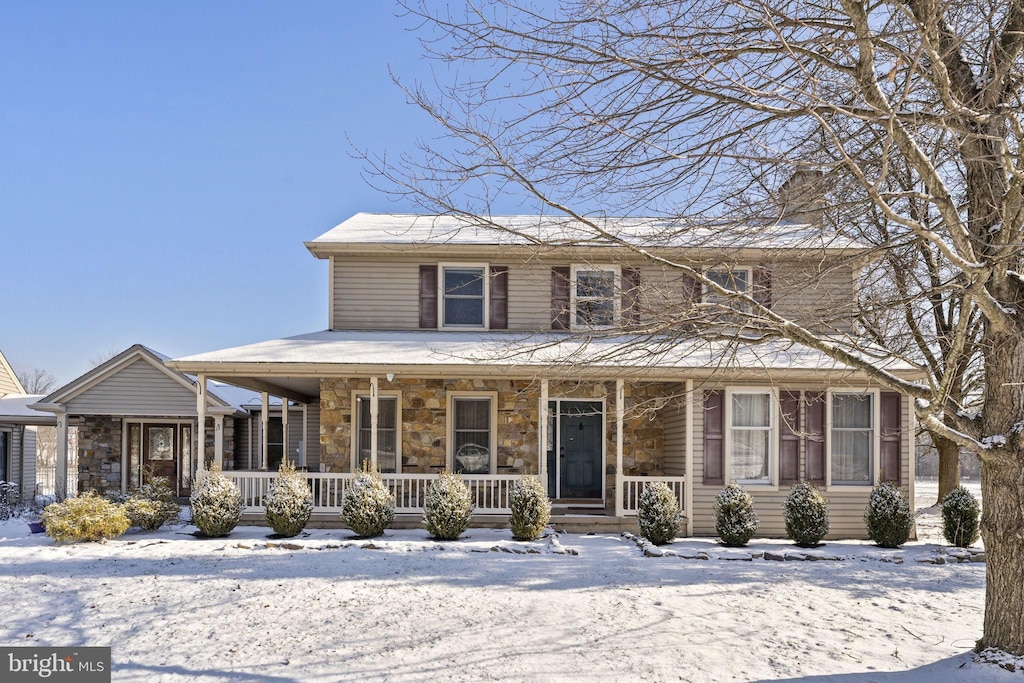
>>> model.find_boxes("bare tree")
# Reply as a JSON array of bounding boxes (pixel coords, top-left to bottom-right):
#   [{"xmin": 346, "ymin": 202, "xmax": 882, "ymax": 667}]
[
  {"xmin": 369, "ymin": 0, "xmax": 1024, "ymax": 655},
  {"xmin": 16, "ymin": 368, "xmax": 57, "ymax": 395}
]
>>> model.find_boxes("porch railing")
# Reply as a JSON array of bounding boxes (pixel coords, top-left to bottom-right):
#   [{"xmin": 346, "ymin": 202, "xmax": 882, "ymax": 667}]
[{"xmin": 620, "ymin": 476, "xmax": 687, "ymax": 517}]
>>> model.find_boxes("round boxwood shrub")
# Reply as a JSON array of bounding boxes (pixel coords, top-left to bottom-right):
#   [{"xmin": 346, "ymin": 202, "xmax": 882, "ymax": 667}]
[
  {"xmin": 423, "ymin": 470, "xmax": 473, "ymax": 540},
  {"xmin": 941, "ymin": 485, "xmax": 980, "ymax": 547},
  {"xmin": 714, "ymin": 483, "xmax": 760, "ymax": 547},
  {"xmin": 341, "ymin": 467, "xmax": 395, "ymax": 538},
  {"xmin": 509, "ymin": 476, "xmax": 551, "ymax": 541},
  {"xmin": 864, "ymin": 482, "xmax": 912, "ymax": 548},
  {"xmin": 124, "ymin": 475, "xmax": 181, "ymax": 531},
  {"xmin": 265, "ymin": 460, "xmax": 313, "ymax": 537},
  {"xmin": 638, "ymin": 481, "xmax": 682, "ymax": 545},
  {"xmin": 42, "ymin": 492, "xmax": 130, "ymax": 543},
  {"xmin": 190, "ymin": 465, "xmax": 244, "ymax": 538},
  {"xmin": 784, "ymin": 481, "xmax": 830, "ymax": 547}
]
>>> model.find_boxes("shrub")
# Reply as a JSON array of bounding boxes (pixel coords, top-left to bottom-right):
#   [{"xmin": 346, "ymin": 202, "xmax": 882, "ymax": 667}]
[
  {"xmin": 942, "ymin": 485, "xmax": 981, "ymax": 547},
  {"xmin": 265, "ymin": 460, "xmax": 313, "ymax": 537},
  {"xmin": 864, "ymin": 482, "xmax": 913, "ymax": 548},
  {"xmin": 124, "ymin": 475, "xmax": 181, "ymax": 531},
  {"xmin": 638, "ymin": 482, "xmax": 682, "ymax": 545},
  {"xmin": 784, "ymin": 481, "xmax": 830, "ymax": 547},
  {"xmin": 41, "ymin": 492, "xmax": 130, "ymax": 543},
  {"xmin": 423, "ymin": 470, "xmax": 473, "ymax": 540},
  {"xmin": 190, "ymin": 465, "xmax": 244, "ymax": 538},
  {"xmin": 341, "ymin": 467, "xmax": 395, "ymax": 538},
  {"xmin": 714, "ymin": 483, "xmax": 760, "ymax": 547},
  {"xmin": 509, "ymin": 476, "xmax": 551, "ymax": 541}
]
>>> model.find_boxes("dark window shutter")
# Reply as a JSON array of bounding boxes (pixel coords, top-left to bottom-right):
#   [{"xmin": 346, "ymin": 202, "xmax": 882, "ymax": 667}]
[
  {"xmin": 753, "ymin": 266, "xmax": 772, "ymax": 308},
  {"xmin": 703, "ymin": 390, "xmax": 724, "ymax": 486},
  {"xmin": 682, "ymin": 274, "xmax": 701, "ymax": 307},
  {"xmin": 489, "ymin": 266, "xmax": 508, "ymax": 329},
  {"xmin": 419, "ymin": 265, "xmax": 438, "ymax": 329},
  {"xmin": 622, "ymin": 267, "xmax": 641, "ymax": 325},
  {"xmin": 551, "ymin": 267, "xmax": 570, "ymax": 330},
  {"xmin": 805, "ymin": 391, "xmax": 826, "ymax": 485},
  {"xmin": 880, "ymin": 391, "xmax": 902, "ymax": 485},
  {"xmin": 779, "ymin": 391, "xmax": 800, "ymax": 485}
]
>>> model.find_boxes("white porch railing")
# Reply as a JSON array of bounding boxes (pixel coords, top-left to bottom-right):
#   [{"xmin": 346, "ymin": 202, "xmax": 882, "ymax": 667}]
[{"xmin": 620, "ymin": 476, "xmax": 687, "ymax": 517}]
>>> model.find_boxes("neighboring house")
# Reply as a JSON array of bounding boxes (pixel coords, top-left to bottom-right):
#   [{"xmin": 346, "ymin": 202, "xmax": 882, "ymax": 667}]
[
  {"xmin": 167, "ymin": 189, "xmax": 922, "ymax": 537},
  {"xmin": 0, "ymin": 348, "xmax": 55, "ymax": 501},
  {"xmin": 31, "ymin": 345, "xmax": 317, "ymax": 498}
]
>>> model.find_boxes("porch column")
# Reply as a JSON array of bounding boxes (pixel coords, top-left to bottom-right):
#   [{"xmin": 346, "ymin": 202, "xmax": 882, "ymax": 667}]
[
  {"xmin": 196, "ymin": 374, "xmax": 207, "ymax": 478},
  {"xmin": 260, "ymin": 392, "xmax": 270, "ymax": 470},
  {"xmin": 615, "ymin": 379, "xmax": 624, "ymax": 517},
  {"xmin": 369, "ymin": 376, "xmax": 379, "ymax": 471},
  {"xmin": 684, "ymin": 379, "xmax": 694, "ymax": 536},
  {"xmin": 300, "ymin": 404, "xmax": 308, "ymax": 468},
  {"xmin": 213, "ymin": 415, "xmax": 224, "ymax": 468},
  {"xmin": 55, "ymin": 409, "xmax": 68, "ymax": 499},
  {"xmin": 538, "ymin": 379, "xmax": 548, "ymax": 483},
  {"xmin": 281, "ymin": 401, "xmax": 289, "ymax": 467}
]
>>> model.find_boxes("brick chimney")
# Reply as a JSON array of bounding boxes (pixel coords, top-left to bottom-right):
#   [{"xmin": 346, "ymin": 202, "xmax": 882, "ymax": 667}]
[{"xmin": 777, "ymin": 169, "xmax": 826, "ymax": 224}]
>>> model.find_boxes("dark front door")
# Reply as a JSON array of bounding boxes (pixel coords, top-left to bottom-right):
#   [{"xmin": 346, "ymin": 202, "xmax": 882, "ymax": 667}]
[
  {"xmin": 558, "ymin": 401, "xmax": 603, "ymax": 499},
  {"xmin": 143, "ymin": 424, "xmax": 177, "ymax": 491}
]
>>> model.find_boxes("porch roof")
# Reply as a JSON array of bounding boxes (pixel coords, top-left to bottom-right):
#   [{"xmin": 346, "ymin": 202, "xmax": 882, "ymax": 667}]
[{"xmin": 0, "ymin": 394, "xmax": 57, "ymax": 426}]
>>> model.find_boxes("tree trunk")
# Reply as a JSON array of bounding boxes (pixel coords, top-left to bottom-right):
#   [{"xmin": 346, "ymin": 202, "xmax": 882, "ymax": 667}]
[{"xmin": 934, "ymin": 431, "xmax": 961, "ymax": 504}]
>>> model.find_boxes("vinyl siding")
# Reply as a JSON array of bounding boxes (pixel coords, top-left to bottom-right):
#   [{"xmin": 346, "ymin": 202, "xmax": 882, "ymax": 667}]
[
  {"xmin": 3, "ymin": 426, "xmax": 36, "ymax": 500},
  {"xmin": 0, "ymin": 371, "xmax": 20, "ymax": 397},
  {"xmin": 241, "ymin": 404, "xmax": 321, "ymax": 471},
  {"xmin": 661, "ymin": 384, "xmax": 687, "ymax": 477},
  {"xmin": 65, "ymin": 359, "xmax": 198, "ymax": 416}
]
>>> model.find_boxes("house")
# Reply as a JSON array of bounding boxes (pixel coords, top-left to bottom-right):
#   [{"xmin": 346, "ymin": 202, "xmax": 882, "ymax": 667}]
[
  {"xmin": 0, "ymin": 348, "xmax": 56, "ymax": 501},
  {"xmin": 164, "ymin": 198, "xmax": 921, "ymax": 537},
  {"xmin": 31, "ymin": 344, "xmax": 319, "ymax": 498}
]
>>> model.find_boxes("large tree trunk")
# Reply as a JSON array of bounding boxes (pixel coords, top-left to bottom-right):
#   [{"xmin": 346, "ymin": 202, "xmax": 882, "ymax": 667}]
[{"xmin": 934, "ymin": 431, "xmax": 961, "ymax": 504}]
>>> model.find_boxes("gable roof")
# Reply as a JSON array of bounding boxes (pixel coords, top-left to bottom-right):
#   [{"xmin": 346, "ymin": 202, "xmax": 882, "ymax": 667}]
[{"xmin": 0, "ymin": 348, "xmax": 26, "ymax": 396}]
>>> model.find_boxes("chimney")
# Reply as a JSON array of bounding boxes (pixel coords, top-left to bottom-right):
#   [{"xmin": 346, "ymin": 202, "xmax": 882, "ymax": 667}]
[{"xmin": 777, "ymin": 169, "xmax": 826, "ymax": 224}]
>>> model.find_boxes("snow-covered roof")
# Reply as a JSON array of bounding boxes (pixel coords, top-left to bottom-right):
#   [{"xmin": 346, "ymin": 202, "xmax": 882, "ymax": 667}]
[
  {"xmin": 306, "ymin": 213, "xmax": 869, "ymax": 253},
  {"xmin": 0, "ymin": 394, "xmax": 56, "ymax": 425}
]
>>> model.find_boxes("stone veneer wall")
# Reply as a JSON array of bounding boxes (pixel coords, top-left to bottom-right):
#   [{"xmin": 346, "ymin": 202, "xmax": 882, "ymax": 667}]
[{"xmin": 78, "ymin": 416, "xmax": 122, "ymax": 494}]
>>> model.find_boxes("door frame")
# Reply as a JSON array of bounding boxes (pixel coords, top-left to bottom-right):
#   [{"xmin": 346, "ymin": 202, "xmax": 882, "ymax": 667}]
[
  {"xmin": 122, "ymin": 419, "xmax": 195, "ymax": 496},
  {"xmin": 547, "ymin": 398, "xmax": 606, "ymax": 505}
]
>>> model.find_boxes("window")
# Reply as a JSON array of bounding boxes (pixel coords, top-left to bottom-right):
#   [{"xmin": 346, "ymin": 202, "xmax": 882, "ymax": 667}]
[
  {"xmin": 704, "ymin": 267, "xmax": 752, "ymax": 312},
  {"xmin": 449, "ymin": 394, "xmax": 495, "ymax": 474},
  {"xmin": 571, "ymin": 265, "xmax": 619, "ymax": 328},
  {"xmin": 0, "ymin": 431, "xmax": 8, "ymax": 483},
  {"xmin": 728, "ymin": 390, "xmax": 773, "ymax": 485},
  {"xmin": 355, "ymin": 395, "xmax": 400, "ymax": 473},
  {"xmin": 440, "ymin": 264, "xmax": 487, "ymax": 329},
  {"xmin": 831, "ymin": 393, "xmax": 874, "ymax": 485}
]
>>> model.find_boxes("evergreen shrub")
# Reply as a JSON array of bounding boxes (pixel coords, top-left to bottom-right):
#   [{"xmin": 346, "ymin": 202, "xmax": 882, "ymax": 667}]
[
  {"xmin": 784, "ymin": 481, "xmax": 830, "ymax": 547},
  {"xmin": 638, "ymin": 481, "xmax": 682, "ymax": 545},
  {"xmin": 42, "ymin": 492, "xmax": 130, "ymax": 543},
  {"xmin": 341, "ymin": 466, "xmax": 395, "ymax": 538},
  {"xmin": 265, "ymin": 460, "xmax": 313, "ymax": 537},
  {"xmin": 714, "ymin": 483, "xmax": 760, "ymax": 547},
  {"xmin": 864, "ymin": 482, "xmax": 913, "ymax": 548},
  {"xmin": 509, "ymin": 476, "xmax": 551, "ymax": 541},
  {"xmin": 190, "ymin": 465, "xmax": 244, "ymax": 537},
  {"xmin": 941, "ymin": 485, "xmax": 981, "ymax": 547},
  {"xmin": 423, "ymin": 470, "xmax": 473, "ymax": 540},
  {"xmin": 124, "ymin": 474, "xmax": 181, "ymax": 531}
]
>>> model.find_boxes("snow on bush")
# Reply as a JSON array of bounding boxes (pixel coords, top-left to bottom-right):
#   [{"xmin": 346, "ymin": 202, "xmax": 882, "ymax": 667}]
[
  {"xmin": 265, "ymin": 460, "xmax": 313, "ymax": 538},
  {"xmin": 784, "ymin": 481, "xmax": 830, "ymax": 547},
  {"xmin": 941, "ymin": 485, "xmax": 980, "ymax": 547},
  {"xmin": 124, "ymin": 475, "xmax": 181, "ymax": 531},
  {"xmin": 41, "ymin": 492, "xmax": 130, "ymax": 543},
  {"xmin": 341, "ymin": 467, "xmax": 395, "ymax": 538},
  {"xmin": 864, "ymin": 482, "xmax": 912, "ymax": 548},
  {"xmin": 638, "ymin": 481, "xmax": 682, "ymax": 545},
  {"xmin": 423, "ymin": 470, "xmax": 473, "ymax": 540},
  {"xmin": 190, "ymin": 464, "xmax": 244, "ymax": 538},
  {"xmin": 509, "ymin": 476, "xmax": 551, "ymax": 541},
  {"xmin": 714, "ymin": 483, "xmax": 760, "ymax": 547},
  {"xmin": 0, "ymin": 481, "xmax": 19, "ymax": 521}
]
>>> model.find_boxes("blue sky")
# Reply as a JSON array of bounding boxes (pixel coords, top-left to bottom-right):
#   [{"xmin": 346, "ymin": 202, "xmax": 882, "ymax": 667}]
[{"xmin": 0, "ymin": 2, "xmax": 469, "ymax": 386}]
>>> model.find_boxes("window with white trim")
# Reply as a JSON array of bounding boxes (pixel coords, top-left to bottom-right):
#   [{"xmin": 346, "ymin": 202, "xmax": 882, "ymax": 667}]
[
  {"xmin": 356, "ymin": 395, "xmax": 400, "ymax": 473},
  {"xmin": 449, "ymin": 395, "xmax": 495, "ymax": 474},
  {"xmin": 440, "ymin": 264, "xmax": 487, "ymax": 329},
  {"xmin": 728, "ymin": 390, "xmax": 774, "ymax": 485},
  {"xmin": 571, "ymin": 265, "xmax": 619, "ymax": 329},
  {"xmin": 704, "ymin": 267, "xmax": 752, "ymax": 312},
  {"xmin": 830, "ymin": 393, "xmax": 874, "ymax": 485}
]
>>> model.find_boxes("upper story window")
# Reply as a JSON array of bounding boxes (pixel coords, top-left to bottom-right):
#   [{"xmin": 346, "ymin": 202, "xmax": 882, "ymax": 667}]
[
  {"xmin": 830, "ymin": 392, "xmax": 875, "ymax": 486},
  {"xmin": 440, "ymin": 264, "xmax": 488, "ymax": 329},
  {"xmin": 571, "ymin": 265, "xmax": 620, "ymax": 329},
  {"xmin": 727, "ymin": 389, "xmax": 774, "ymax": 485},
  {"xmin": 704, "ymin": 267, "xmax": 752, "ymax": 312}
]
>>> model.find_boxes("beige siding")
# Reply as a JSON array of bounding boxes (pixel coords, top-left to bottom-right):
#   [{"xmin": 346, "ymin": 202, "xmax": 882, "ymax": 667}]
[
  {"xmin": 771, "ymin": 261, "xmax": 857, "ymax": 332},
  {"xmin": 65, "ymin": 359, "xmax": 198, "ymax": 416},
  {"xmin": 0, "ymin": 370, "xmax": 20, "ymax": 397},
  {"xmin": 332, "ymin": 258, "xmax": 421, "ymax": 329},
  {"xmin": 661, "ymin": 383, "xmax": 687, "ymax": 477}
]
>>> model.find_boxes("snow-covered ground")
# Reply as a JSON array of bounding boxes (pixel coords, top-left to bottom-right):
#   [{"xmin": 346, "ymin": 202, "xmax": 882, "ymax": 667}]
[{"xmin": 0, "ymin": 480, "xmax": 1014, "ymax": 682}]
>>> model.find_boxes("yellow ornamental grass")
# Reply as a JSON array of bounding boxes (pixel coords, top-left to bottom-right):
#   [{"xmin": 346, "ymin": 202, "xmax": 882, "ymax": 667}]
[{"xmin": 42, "ymin": 492, "xmax": 131, "ymax": 543}]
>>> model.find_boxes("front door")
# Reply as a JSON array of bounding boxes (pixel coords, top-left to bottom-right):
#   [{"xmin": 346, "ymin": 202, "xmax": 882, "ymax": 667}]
[
  {"xmin": 142, "ymin": 424, "xmax": 181, "ymax": 495},
  {"xmin": 547, "ymin": 400, "xmax": 604, "ymax": 501}
]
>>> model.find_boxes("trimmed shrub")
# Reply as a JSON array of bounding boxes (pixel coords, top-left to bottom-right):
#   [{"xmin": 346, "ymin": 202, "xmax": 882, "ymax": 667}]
[
  {"xmin": 423, "ymin": 470, "xmax": 474, "ymax": 540},
  {"xmin": 190, "ymin": 465, "xmax": 244, "ymax": 538},
  {"xmin": 509, "ymin": 476, "xmax": 551, "ymax": 541},
  {"xmin": 784, "ymin": 481, "xmax": 830, "ymax": 547},
  {"xmin": 341, "ymin": 467, "xmax": 395, "ymax": 538},
  {"xmin": 41, "ymin": 492, "xmax": 130, "ymax": 543},
  {"xmin": 124, "ymin": 475, "xmax": 181, "ymax": 531},
  {"xmin": 638, "ymin": 482, "xmax": 682, "ymax": 545},
  {"xmin": 864, "ymin": 482, "xmax": 912, "ymax": 548},
  {"xmin": 714, "ymin": 483, "xmax": 760, "ymax": 547},
  {"xmin": 265, "ymin": 460, "xmax": 313, "ymax": 537},
  {"xmin": 942, "ymin": 485, "xmax": 981, "ymax": 547}
]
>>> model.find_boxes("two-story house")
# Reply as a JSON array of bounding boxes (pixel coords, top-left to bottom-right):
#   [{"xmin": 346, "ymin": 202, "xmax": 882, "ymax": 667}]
[{"xmin": 158, "ymin": 202, "xmax": 921, "ymax": 538}]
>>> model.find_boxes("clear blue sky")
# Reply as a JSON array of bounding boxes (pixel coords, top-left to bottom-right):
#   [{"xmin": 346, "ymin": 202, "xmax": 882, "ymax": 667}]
[{"xmin": 0, "ymin": 2, "xmax": 464, "ymax": 386}]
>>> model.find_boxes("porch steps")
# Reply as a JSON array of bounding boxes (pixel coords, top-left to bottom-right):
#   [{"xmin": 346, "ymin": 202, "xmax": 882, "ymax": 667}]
[{"xmin": 237, "ymin": 512, "xmax": 649, "ymax": 534}]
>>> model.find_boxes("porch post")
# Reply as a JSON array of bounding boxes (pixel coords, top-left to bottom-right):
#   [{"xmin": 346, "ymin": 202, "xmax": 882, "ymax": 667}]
[
  {"xmin": 369, "ymin": 376, "xmax": 379, "ymax": 471},
  {"xmin": 615, "ymin": 379, "xmax": 624, "ymax": 517},
  {"xmin": 684, "ymin": 379, "xmax": 694, "ymax": 536},
  {"xmin": 213, "ymin": 415, "xmax": 224, "ymax": 468},
  {"xmin": 301, "ymin": 404, "xmax": 308, "ymax": 468},
  {"xmin": 281, "ymin": 401, "xmax": 289, "ymax": 467},
  {"xmin": 260, "ymin": 392, "xmax": 270, "ymax": 470},
  {"xmin": 55, "ymin": 408, "xmax": 69, "ymax": 499},
  {"xmin": 196, "ymin": 374, "xmax": 207, "ymax": 479},
  {"xmin": 538, "ymin": 379, "xmax": 548, "ymax": 483}
]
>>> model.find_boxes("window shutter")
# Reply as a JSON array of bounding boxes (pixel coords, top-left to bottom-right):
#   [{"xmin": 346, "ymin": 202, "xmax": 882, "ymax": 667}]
[
  {"xmin": 489, "ymin": 266, "xmax": 508, "ymax": 329},
  {"xmin": 622, "ymin": 267, "xmax": 641, "ymax": 325},
  {"xmin": 753, "ymin": 266, "xmax": 772, "ymax": 308},
  {"xmin": 779, "ymin": 391, "xmax": 800, "ymax": 485},
  {"xmin": 880, "ymin": 391, "xmax": 902, "ymax": 485},
  {"xmin": 419, "ymin": 265, "xmax": 438, "ymax": 329},
  {"xmin": 804, "ymin": 391, "xmax": 826, "ymax": 485},
  {"xmin": 551, "ymin": 267, "xmax": 570, "ymax": 330},
  {"xmin": 703, "ymin": 390, "xmax": 724, "ymax": 485},
  {"xmin": 682, "ymin": 274, "xmax": 701, "ymax": 308}
]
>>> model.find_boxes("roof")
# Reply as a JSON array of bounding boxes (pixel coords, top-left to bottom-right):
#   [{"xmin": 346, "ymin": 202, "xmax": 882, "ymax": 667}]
[
  {"xmin": 305, "ymin": 213, "xmax": 870, "ymax": 256},
  {"xmin": 0, "ymin": 394, "xmax": 56, "ymax": 425}
]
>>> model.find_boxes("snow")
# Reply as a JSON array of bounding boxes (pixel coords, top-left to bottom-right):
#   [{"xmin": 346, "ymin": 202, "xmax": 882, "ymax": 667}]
[
  {"xmin": 0, "ymin": 394, "xmax": 55, "ymax": 424},
  {"xmin": 0, "ymin": 480, "xmax": 1014, "ymax": 682}
]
